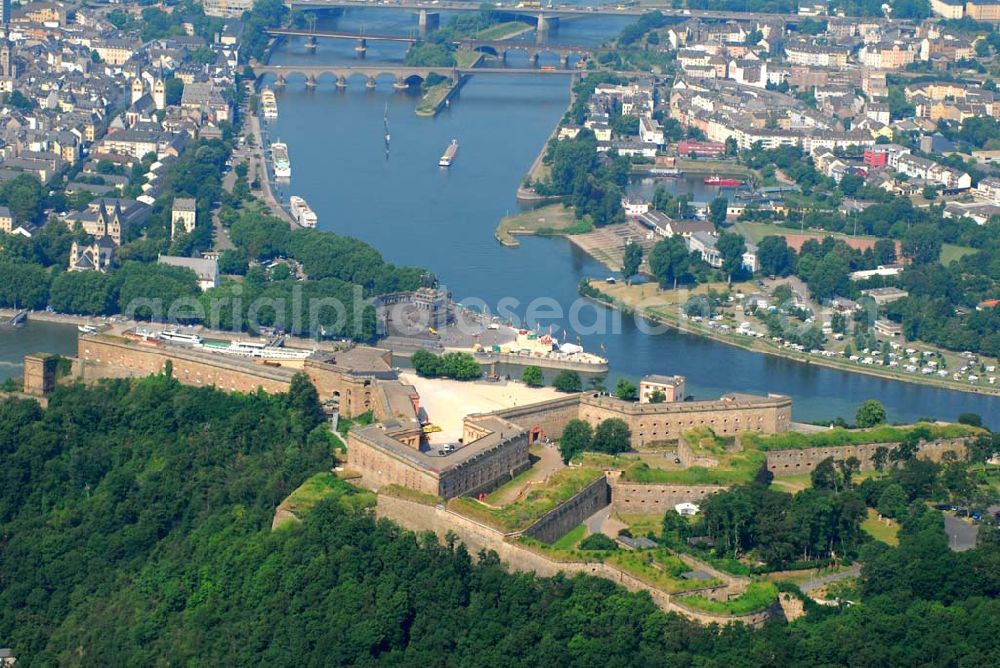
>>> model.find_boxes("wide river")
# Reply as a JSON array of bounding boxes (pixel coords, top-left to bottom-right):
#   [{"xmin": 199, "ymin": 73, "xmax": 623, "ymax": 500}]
[{"xmin": 2, "ymin": 8, "xmax": 999, "ymax": 428}]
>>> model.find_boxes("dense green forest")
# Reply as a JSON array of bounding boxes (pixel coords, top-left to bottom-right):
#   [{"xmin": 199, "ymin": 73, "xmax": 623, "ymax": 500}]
[{"xmin": 2, "ymin": 379, "xmax": 1000, "ymax": 665}]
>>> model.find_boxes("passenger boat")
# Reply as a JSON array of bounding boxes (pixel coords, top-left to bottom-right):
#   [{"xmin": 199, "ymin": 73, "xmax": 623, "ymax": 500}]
[
  {"xmin": 289, "ymin": 196, "xmax": 318, "ymax": 228},
  {"xmin": 77, "ymin": 324, "xmax": 98, "ymax": 334},
  {"xmin": 199, "ymin": 339, "xmax": 314, "ymax": 360},
  {"xmin": 158, "ymin": 330, "xmax": 202, "ymax": 345},
  {"xmin": 704, "ymin": 174, "xmax": 744, "ymax": 187},
  {"xmin": 272, "ymin": 141, "xmax": 291, "ymax": 180},
  {"xmin": 439, "ymin": 139, "xmax": 458, "ymax": 167},
  {"xmin": 261, "ymin": 88, "xmax": 278, "ymax": 119},
  {"xmin": 650, "ymin": 167, "xmax": 682, "ymax": 177}
]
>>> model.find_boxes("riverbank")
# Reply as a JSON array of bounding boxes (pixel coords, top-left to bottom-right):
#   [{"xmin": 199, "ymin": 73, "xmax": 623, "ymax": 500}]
[
  {"xmin": 495, "ymin": 203, "xmax": 591, "ymax": 246},
  {"xmin": 516, "ymin": 77, "xmax": 575, "ymax": 203},
  {"xmin": 582, "ymin": 281, "xmax": 1000, "ymax": 399},
  {"xmin": 416, "ymin": 75, "xmax": 467, "ymax": 117},
  {"xmin": 248, "ymin": 111, "xmax": 298, "ymax": 227}
]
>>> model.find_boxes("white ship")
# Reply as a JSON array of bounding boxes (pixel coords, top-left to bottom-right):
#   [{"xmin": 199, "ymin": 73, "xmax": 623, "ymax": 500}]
[
  {"xmin": 158, "ymin": 330, "xmax": 203, "ymax": 345},
  {"xmin": 289, "ymin": 195, "xmax": 318, "ymax": 228},
  {"xmin": 261, "ymin": 87, "xmax": 278, "ymax": 119},
  {"xmin": 199, "ymin": 339, "xmax": 314, "ymax": 360},
  {"xmin": 271, "ymin": 141, "xmax": 291, "ymax": 180},
  {"xmin": 439, "ymin": 139, "xmax": 458, "ymax": 167}
]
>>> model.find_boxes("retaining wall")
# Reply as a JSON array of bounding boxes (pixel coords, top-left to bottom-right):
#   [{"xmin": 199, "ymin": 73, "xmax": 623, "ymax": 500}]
[
  {"xmin": 609, "ymin": 478, "xmax": 728, "ymax": 514},
  {"xmin": 375, "ymin": 494, "xmax": 776, "ymax": 627},
  {"xmin": 521, "ymin": 475, "xmax": 610, "ymax": 544},
  {"xmin": 765, "ymin": 437, "xmax": 969, "ymax": 476}
]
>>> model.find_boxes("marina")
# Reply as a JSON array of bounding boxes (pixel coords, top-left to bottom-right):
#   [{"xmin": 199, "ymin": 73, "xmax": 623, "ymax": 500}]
[{"xmin": 289, "ymin": 195, "xmax": 318, "ymax": 228}]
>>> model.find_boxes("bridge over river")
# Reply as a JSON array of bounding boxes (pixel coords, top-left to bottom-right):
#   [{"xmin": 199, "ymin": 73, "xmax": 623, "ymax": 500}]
[
  {"xmin": 266, "ymin": 28, "xmax": 596, "ymax": 62},
  {"xmin": 255, "ymin": 63, "xmax": 584, "ymax": 88}
]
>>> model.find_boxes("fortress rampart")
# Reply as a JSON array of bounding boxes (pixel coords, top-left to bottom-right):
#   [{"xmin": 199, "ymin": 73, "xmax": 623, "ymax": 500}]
[
  {"xmin": 375, "ymin": 493, "xmax": 777, "ymax": 627},
  {"xmin": 608, "ymin": 476, "xmax": 729, "ymax": 514},
  {"xmin": 69, "ymin": 334, "xmax": 385, "ymax": 417},
  {"xmin": 765, "ymin": 437, "xmax": 969, "ymax": 476}
]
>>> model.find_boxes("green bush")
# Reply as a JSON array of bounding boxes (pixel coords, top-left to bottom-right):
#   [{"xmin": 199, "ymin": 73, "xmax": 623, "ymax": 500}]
[{"xmin": 579, "ymin": 533, "xmax": 618, "ymax": 551}]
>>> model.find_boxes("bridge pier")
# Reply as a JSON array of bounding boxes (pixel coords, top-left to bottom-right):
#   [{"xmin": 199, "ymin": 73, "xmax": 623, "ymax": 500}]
[
  {"xmin": 275, "ymin": 74, "xmax": 286, "ymax": 88},
  {"xmin": 336, "ymin": 75, "xmax": 347, "ymax": 90},
  {"xmin": 355, "ymin": 38, "xmax": 367, "ymax": 57},
  {"xmin": 305, "ymin": 36, "xmax": 317, "ymax": 51},
  {"xmin": 365, "ymin": 76, "xmax": 377, "ymax": 90},
  {"xmin": 418, "ymin": 9, "xmax": 440, "ymax": 35},
  {"xmin": 530, "ymin": 53, "xmax": 539, "ymax": 67},
  {"xmin": 560, "ymin": 54, "xmax": 569, "ymax": 69},
  {"xmin": 537, "ymin": 13, "xmax": 559, "ymax": 33},
  {"xmin": 305, "ymin": 74, "xmax": 317, "ymax": 89}
]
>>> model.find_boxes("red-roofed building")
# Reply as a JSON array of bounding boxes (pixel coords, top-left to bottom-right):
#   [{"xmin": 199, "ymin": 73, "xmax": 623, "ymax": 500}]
[{"xmin": 978, "ymin": 299, "xmax": 1000, "ymax": 310}]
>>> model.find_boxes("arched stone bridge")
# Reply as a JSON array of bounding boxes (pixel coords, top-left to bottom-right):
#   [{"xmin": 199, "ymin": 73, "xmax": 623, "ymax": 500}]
[
  {"xmin": 253, "ymin": 64, "xmax": 579, "ymax": 89},
  {"xmin": 266, "ymin": 28, "xmax": 594, "ymax": 65}
]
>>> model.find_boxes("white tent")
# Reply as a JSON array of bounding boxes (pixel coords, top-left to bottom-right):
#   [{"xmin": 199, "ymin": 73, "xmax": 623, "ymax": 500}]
[{"xmin": 674, "ymin": 502, "xmax": 700, "ymax": 516}]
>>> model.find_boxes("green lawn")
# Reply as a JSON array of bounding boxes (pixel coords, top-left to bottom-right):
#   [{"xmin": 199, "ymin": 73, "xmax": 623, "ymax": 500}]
[
  {"xmin": 278, "ymin": 473, "xmax": 375, "ymax": 519},
  {"xmin": 941, "ymin": 243, "xmax": 976, "ymax": 265},
  {"xmin": 552, "ymin": 523, "xmax": 587, "ymax": 550},
  {"xmin": 449, "ymin": 468, "xmax": 604, "ymax": 532},
  {"xmin": 862, "ymin": 508, "xmax": 900, "ymax": 545},
  {"xmin": 475, "ymin": 20, "xmax": 533, "ymax": 40}
]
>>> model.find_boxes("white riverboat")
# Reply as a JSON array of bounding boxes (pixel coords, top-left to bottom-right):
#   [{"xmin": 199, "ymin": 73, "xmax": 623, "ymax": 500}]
[
  {"xmin": 272, "ymin": 141, "xmax": 291, "ymax": 180},
  {"xmin": 289, "ymin": 195, "xmax": 318, "ymax": 228}
]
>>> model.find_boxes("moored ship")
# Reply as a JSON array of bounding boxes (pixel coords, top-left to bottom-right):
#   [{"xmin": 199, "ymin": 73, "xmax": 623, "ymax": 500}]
[
  {"xmin": 439, "ymin": 139, "xmax": 458, "ymax": 167},
  {"xmin": 704, "ymin": 174, "xmax": 744, "ymax": 187},
  {"xmin": 261, "ymin": 87, "xmax": 278, "ymax": 119},
  {"xmin": 289, "ymin": 195, "xmax": 318, "ymax": 228},
  {"xmin": 271, "ymin": 141, "xmax": 291, "ymax": 180}
]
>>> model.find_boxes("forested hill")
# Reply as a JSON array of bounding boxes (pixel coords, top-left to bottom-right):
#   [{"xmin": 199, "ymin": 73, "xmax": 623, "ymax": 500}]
[{"xmin": 1, "ymin": 378, "xmax": 999, "ymax": 665}]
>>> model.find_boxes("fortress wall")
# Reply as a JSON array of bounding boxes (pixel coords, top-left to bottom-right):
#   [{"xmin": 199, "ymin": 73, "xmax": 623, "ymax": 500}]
[
  {"xmin": 375, "ymin": 494, "xmax": 775, "ymax": 627},
  {"xmin": 347, "ymin": 431, "xmax": 441, "ymax": 496},
  {"xmin": 765, "ymin": 438, "xmax": 969, "ymax": 476},
  {"xmin": 77, "ymin": 336, "xmax": 293, "ymax": 394},
  {"xmin": 491, "ymin": 394, "xmax": 584, "ymax": 440},
  {"xmin": 609, "ymin": 480, "xmax": 728, "ymax": 514},
  {"xmin": 579, "ymin": 394, "xmax": 792, "ymax": 447},
  {"xmin": 521, "ymin": 475, "xmax": 610, "ymax": 544}
]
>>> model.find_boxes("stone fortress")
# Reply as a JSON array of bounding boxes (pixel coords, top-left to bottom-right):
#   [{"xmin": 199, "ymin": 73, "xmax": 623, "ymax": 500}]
[
  {"xmin": 19, "ymin": 328, "xmax": 976, "ymax": 626},
  {"xmin": 20, "ymin": 329, "xmax": 968, "ymax": 503}
]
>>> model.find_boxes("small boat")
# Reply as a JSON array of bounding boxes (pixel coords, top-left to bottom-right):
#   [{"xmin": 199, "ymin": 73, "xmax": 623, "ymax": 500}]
[
  {"xmin": 78, "ymin": 324, "xmax": 98, "ymax": 334},
  {"xmin": 384, "ymin": 102, "xmax": 391, "ymax": 143},
  {"xmin": 439, "ymin": 139, "xmax": 458, "ymax": 167},
  {"xmin": 704, "ymin": 174, "xmax": 744, "ymax": 187}
]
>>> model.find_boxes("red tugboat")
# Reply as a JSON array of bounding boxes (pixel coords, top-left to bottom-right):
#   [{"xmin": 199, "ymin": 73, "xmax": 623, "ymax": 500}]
[{"xmin": 704, "ymin": 174, "xmax": 744, "ymax": 187}]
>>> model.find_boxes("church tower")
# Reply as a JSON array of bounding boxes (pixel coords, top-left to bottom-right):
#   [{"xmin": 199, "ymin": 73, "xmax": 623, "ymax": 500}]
[
  {"xmin": 130, "ymin": 77, "xmax": 144, "ymax": 105},
  {"xmin": 153, "ymin": 76, "xmax": 165, "ymax": 110}
]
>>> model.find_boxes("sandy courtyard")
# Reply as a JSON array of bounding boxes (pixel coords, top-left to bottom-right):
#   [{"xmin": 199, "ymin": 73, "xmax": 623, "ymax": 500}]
[{"xmin": 399, "ymin": 372, "xmax": 563, "ymax": 444}]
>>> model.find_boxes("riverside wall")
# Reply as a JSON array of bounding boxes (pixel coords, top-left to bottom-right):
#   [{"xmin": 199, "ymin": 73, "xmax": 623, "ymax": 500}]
[
  {"xmin": 765, "ymin": 437, "xmax": 970, "ymax": 476},
  {"xmin": 67, "ymin": 334, "xmax": 382, "ymax": 417},
  {"xmin": 375, "ymin": 493, "xmax": 776, "ymax": 627}
]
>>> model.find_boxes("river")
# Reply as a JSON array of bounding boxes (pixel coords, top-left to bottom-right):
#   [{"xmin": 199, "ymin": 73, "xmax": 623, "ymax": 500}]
[
  {"xmin": 3, "ymin": 9, "xmax": 999, "ymax": 427},
  {"xmin": 253, "ymin": 9, "xmax": 1000, "ymax": 427}
]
